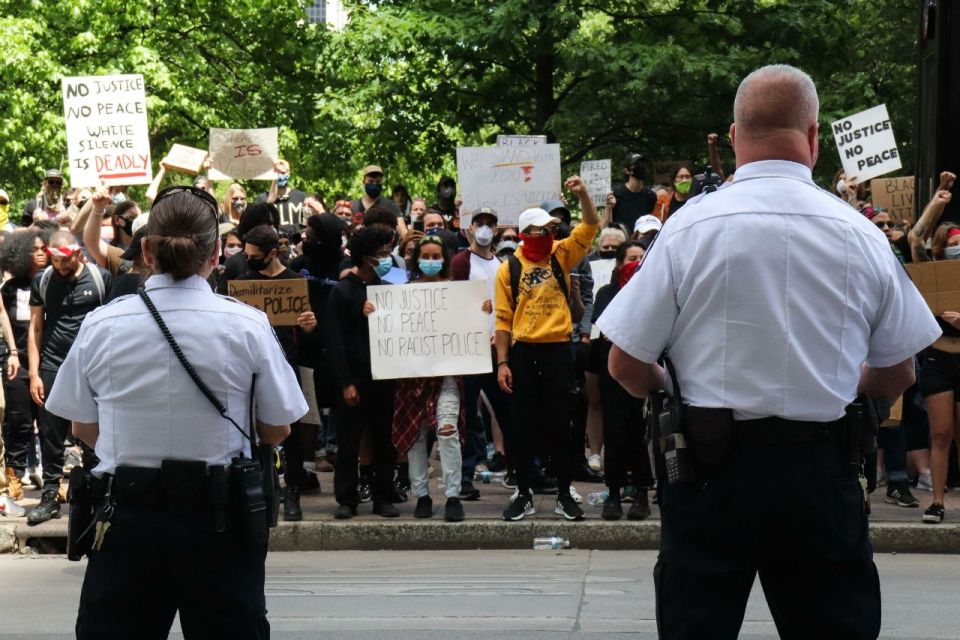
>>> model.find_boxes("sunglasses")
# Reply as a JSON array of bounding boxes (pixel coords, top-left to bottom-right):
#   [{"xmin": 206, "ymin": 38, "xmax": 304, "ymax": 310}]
[
  {"xmin": 0, "ymin": 200, "xmax": 8, "ymax": 206},
  {"xmin": 874, "ymin": 221, "xmax": 893, "ymax": 230},
  {"xmin": 46, "ymin": 180, "xmax": 63, "ymax": 187},
  {"xmin": 153, "ymin": 185, "xmax": 220, "ymax": 229}
]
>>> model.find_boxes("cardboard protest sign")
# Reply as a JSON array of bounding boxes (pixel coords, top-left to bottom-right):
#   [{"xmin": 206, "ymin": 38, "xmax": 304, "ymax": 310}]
[
  {"xmin": 870, "ymin": 176, "xmax": 915, "ymax": 223},
  {"xmin": 62, "ymin": 74, "xmax": 152, "ymax": 188},
  {"xmin": 228, "ymin": 279, "xmax": 309, "ymax": 326},
  {"xmin": 367, "ymin": 280, "xmax": 492, "ymax": 380},
  {"xmin": 208, "ymin": 128, "xmax": 278, "ymax": 180},
  {"xmin": 162, "ymin": 144, "xmax": 208, "ymax": 175},
  {"xmin": 457, "ymin": 144, "xmax": 562, "ymax": 228},
  {"xmin": 496, "ymin": 135, "xmax": 547, "ymax": 147},
  {"xmin": 581, "ymin": 160, "xmax": 611, "ymax": 207},
  {"xmin": 588, "ymin": 258, "xmax": 615, "ymax": 339},
  {"xmin": 831, "ymin": 104, "xmax": 901, "ymax": 183},
  {"xmin": 905, "ymin": 260, "xmax": 960, "ymax": 315}
]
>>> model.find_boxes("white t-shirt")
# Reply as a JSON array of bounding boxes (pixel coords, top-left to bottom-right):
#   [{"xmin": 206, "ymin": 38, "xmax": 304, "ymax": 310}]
[{"xmin": 469, "ymin": 251, "xmax": 501, "ymax": 336}]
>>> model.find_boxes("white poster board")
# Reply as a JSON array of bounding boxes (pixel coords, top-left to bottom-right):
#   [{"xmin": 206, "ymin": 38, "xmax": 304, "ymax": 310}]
[
  {"xmin": 830, "ymin": 104, "xmax": 901, "ymax": 183},
  {"xmin": 208, "ymin": 127, "xmax": 279, "ymax": 180},
  {"xmin": 496, "ymin": 135, "xmax": 547, "ymax": 147},
  {"xmin": 457, "ymin": 144, "xmax": 562, "ymax": 228},
  {"xmin": 62, "ymin": 74, "xmax": 152, "ymax": 188},
  {"xmin": 588, "ymin": 258, "xmax": 615, "ymax": 339},
  {"xmin": 368, "ymin": 280, "xmax": 492, "ymax": 380},
  {"xmin": 581, "ymin": 159, "xmax": 611, "ymax": 207}
]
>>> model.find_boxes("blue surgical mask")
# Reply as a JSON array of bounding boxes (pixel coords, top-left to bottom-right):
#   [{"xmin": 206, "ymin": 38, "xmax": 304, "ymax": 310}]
[
  {"xmin": 945, "ymin": 245, "xmax": 960, "ymax": 261},
  {"xmin": 497, "ymin": 240, "xmax": 518, "ymax": 253},
  {"xmin": 374, "ymin": 256, "xmax": 393, "ymax": 277},
  {"xmin": 277, "ymin": 173, "xmax": 290, "ymax": 188},
  {"xmin": 419, "ymin": 259, "xmax": 443, "ymax": 276},
  {"xmin": 112, "ymin": 192, "xmax": 127, "ymax": 205}
]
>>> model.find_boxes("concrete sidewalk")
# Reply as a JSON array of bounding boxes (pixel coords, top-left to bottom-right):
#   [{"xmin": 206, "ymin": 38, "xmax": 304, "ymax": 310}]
[{"xmin": 7, "ymin": 468, "xmax": 960, "ymax": 554}]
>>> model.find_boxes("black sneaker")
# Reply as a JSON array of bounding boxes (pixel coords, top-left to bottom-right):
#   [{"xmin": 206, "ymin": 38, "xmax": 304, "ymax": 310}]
[
  {"xmin": 394, "ymin": 478, "xmax": 410, "ymax": 503},
  {"xmin": 555, "ymin": 493, "xmax": 585, "ymax": 521},
  {"xmin": 300, "ymin": 473, "xmax": 321, "ymax": 494},
  {"xmin": 414, "ymin": 495, "xmax": 433, "ymax": 518},
  {"xmin": 886, "ymin": 483, "xmax": 919, "ymax": 508},
  {"xmin": 627, "ymin": 491, "xmax": 651, "ymax": 520},
  {"xmin": 358, "ymin": 479, "xmax": 373, "ymax": 504},
  {"xmin": 601, "ymin": 494, "xmax": 623, "ymax": 521},
  {"xmin": 573, "ymin": 464, "xmax": 604, "ymax": 484},
  {"xmin": 334, "ymin": 503, "xmax": 357, "ymax": 520},
  {"xmin": 373, "ymin": 501, "xmax": 400, "ymax": 518},
  {"xmin": 26, "ymin": 492, "xmax": 60, "ymax": 526},
  {"xmin": 501, "ymin": 473, "xmax": 518, "ymax": 490},
  {"xmin": 923, "ymin": 502, "xmax": 945, "ymax": 524},
  {"xmin": 487, "ymin": 452, "xmax": 507, "ymax": 473},
  {"xmin": 532, "ymin": 474, "xmax": 559, "ymax": 495},
  {"xmin": 444, "ymin": 497, "xmax": 465, "ymax": 522},
  {"xmin": 283, "ymin": 484, "xmax": 303, "ymax": 521},
  {"xmin": 460, "ymin": 480, "xmax": 481, "ymax": 501},
  {"xmin": 502, "ymin": 490, "xmax": 535, "ymax": 521}
]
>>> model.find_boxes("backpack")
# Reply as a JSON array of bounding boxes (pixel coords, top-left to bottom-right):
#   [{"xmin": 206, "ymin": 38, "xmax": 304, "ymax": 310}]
[{"xmin": 38, "ymin": 264, "xmax": 105, "ymax": 306}]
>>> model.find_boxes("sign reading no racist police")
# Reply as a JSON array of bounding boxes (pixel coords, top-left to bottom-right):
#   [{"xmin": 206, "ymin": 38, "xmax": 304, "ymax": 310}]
[{"xmin": 830, "ymin": 104, "xmax": 901, "ymax": 183}]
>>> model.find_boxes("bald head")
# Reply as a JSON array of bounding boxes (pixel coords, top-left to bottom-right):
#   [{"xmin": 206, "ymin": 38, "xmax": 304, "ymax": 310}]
[{"xmin": 734, "ymin": 65, "xmax": 818, "ymax": 136}]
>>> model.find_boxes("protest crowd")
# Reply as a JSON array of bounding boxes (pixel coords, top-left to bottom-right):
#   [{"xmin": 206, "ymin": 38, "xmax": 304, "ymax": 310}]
[{"xmin": 0, "ymin": 130, "xmax": 956, "ymax": 529}]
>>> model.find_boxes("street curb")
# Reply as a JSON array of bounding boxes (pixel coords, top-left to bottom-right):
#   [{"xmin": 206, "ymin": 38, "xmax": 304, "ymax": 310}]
[{"xmin": 8, "ymin": 520, "xmax": 960, "ymax": 554}]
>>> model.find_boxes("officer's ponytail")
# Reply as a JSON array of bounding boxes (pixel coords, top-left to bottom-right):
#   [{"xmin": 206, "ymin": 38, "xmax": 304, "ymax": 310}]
[{"xmin": 146, "ymin": 190, "xmax": 219, "ymax": 281}]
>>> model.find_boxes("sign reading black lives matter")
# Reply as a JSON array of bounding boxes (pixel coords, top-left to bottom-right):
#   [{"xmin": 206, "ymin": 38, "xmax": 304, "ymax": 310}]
[
  {"xmin": 367, "ymin": 280, "xmax": 492, "ymax": 380},
  {"xmin": 831, "ymin": 104, "xmax": 901, "ymax": 183},
  {"xmin": 62, "ymin": 74, "xmax": 152, "ymax": 188}
]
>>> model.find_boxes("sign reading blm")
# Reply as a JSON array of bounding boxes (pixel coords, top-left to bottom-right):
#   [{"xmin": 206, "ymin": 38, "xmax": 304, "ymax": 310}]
[
  {"xmin": 208, "ymin": 128, "xmax": 279, "ymax": 180},
  {"xmin": 831, "ymin": 104, "xmax": 901, "ymax": 183},
  {"xmin": 62, "ymin": 74, "xmax": 152, "ymax": 188},
  {"xmin": 367, "ymin": 280, "xmax": 492, "ymax": 380},
  {"xmin": 457, "ymin": 144, "xmax": 562, "ymax": 228}
]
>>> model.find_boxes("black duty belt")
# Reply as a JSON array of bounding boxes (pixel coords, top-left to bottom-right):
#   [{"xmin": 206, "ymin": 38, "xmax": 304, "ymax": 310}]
[
  {"xmin": 97, "ymin": 461, "xmax": 230, "ymax": 509},
  {"xmin": 684, "ymin": 406, "xmax": 847, "ymax": 449}
]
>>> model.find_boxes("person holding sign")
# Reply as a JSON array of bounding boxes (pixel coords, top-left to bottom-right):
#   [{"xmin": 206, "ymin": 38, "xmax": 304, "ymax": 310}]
[
  {"xmin": 384, "ymin": 235, "xmax": 468, "ymax": 521},
  {"xmin": 259, "ymin": 160, "xmax": 308, "ymax": 228},
  {"xmin": 326, "ymin": 226, "xmax": 399, "ymax": 519},
  {"xmin": 235, "ymin": 225, "xmax": 317, "ymax": 522},
  {"xmin": 495, "ymin": 175, "xmax": 599, "ymax": 522}
]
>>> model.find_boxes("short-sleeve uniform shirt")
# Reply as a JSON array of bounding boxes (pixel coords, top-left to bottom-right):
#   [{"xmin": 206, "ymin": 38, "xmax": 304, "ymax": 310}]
[
  {"xmin": 45, "ymin": 274, "xmax": 308, "ymax": 476},
  {"xmin": 597, "ymin": 160, "xmax": 941, "ymax": 421}
]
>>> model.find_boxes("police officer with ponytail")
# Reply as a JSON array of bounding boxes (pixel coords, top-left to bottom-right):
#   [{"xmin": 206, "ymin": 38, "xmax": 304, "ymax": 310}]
[{"xmin": 47, "ymin": 186, "xmax": 307, "ymax": 639}]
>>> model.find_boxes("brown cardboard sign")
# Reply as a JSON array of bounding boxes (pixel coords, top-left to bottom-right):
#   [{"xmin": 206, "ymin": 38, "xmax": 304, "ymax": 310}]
[
  {"xmin": 905, "ymin": 260, "xmax": 960, "ymax": 315},
  {"xmin": 228, "ymin": 279, "xmax": 309, "ymax": 326},
  {"xmin": 162, "ymin": 144, "xmax": 209, "ymax": 175},
  {"xmin": 870, "ymin": 176, "xmax": 915, "ymax": 223}
]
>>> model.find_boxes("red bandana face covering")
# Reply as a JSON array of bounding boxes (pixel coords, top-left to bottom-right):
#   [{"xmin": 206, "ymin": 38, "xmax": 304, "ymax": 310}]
[
  {"xmin": 519, "ymin": 233, "xmax": 554, "ymax": 262},
  {"xmin": 47, "ymin": 244, "xmax": 81, "ymax": 258},
  {"xmin": 619, "ymin": 260, "xmax": 642, "ymax": 289}
]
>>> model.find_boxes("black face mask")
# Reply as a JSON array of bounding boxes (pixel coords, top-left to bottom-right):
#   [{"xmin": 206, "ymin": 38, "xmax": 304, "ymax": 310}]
[
  {"xmin": 438, "ymin": 186, "xmax": 455, "ymax": 200},
  {"xmin": 119, "ymin": 216, "xmax": 135, "ymax": 237},
  {"xmin": 302, "ymin": 239, "xmax": 324, "ymax": 259},
  {"xmin": 247, "ymin": 254, "xmax": 272, "ymax": 272},
  {"xmin": 598, "ymin": 250, "xmax": 616, "ymax": 259}
]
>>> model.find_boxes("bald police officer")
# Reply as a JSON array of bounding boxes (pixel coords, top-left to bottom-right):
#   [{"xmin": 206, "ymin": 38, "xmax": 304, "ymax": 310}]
[
  {"xmin": 598, "ymin": 65, "xmax": 941, "ymax": 639},
  {"xmin": 47, "ymin": 186, "xmax": 307, "ymax": 639}
]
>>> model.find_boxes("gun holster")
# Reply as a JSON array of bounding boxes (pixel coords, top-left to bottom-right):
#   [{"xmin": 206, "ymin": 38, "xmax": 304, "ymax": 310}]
[{"xmin": 66, "ymin": 467, "xmax": 96, "ymax": 561}]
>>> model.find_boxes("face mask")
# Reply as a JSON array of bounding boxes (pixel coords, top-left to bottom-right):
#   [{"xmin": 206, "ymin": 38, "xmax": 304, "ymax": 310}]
[
  {"xmin": 945, "ymin": 245, "xmax": 960, "ymax": 261},
  {"xmin": 519, "ymin": 232, "xmax": 554, "ymax": 262},
  {"xmin": 45, "ymin": 186, "xmax": 62, "ymax": 202},
  {"xmin": 278, "ymin": 245, "xmax": 292, "ymax": 265},
  {"xmin": 425, "ymin": 227, "xmax": 442, "ymax": 236},
  {"xmin": 439, "ymin": 185, "xmax": 455, "ymax": 200},
  {"xmin": 836, "ymin": 180, "xmax": 846, "ymax": 195},
  {"xmin": 277, "ymin": 173, "xmax": 290, "ymax": 188},
  {"xmin": 675, "ymin": 180, "xmax": 692, "ymax": 195},
  {"xmin": 119, "ymin": 216, "xmax": 134, "ymax": 237},
  {"xmin": 112, "ymin": 192, "xmax": 127, "ymax": 205},
  {"xmin": 497, "ymin": 240, "xmax": 518, "ymax": 253},
  {"xmin": 247, "ymin": 254, "xmax": 272, "ymax": 272},
  {"xmin": 373, "ymin": 256, "xmax": 393, "ymax": 277},
  {"xmin": 599, "ymin": 249, "xmax": 616, "ymax": 259},
  {"xmin": 419, "ymin": 259, "xmax": 443, "ymax": 276},
  {"xmin": 231, "ymin": 198, "xmax": 246, "ymax": 212},
  {"xmin": 619, "ymin": 260, "xmax": 642, "ymax": 289},
  {"xmin": 474, "ymin": 225, "xmax": 494, "ymax": 246},
  {"xmin": 365, "ymin": 183, "xmax": 383, "ymax": 199},
  {"xmin": 302, "ymin": 239, "xmax": 324, "ymax": 259},
  {"xmin": 224, "ymin": 246, "xmax": 242, "ymax": 258}
]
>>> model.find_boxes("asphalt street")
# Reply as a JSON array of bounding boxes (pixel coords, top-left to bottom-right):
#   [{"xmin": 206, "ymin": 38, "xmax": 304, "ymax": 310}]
[{"xmin": 0, "ymin": 550, "xmax": 957, "ymax": 639}]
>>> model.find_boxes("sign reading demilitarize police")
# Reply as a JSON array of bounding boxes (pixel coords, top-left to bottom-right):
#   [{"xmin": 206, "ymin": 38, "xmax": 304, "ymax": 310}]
[
  {"xmin": 830, "ymin": 104, "xmax": 901, "ymax": 183},
  {"xmin": 62, "ymin": 74, "xmax": 152, "ymax": 188}
]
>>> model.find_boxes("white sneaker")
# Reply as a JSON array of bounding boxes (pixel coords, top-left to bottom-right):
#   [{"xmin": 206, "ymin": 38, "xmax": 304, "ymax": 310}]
[
  {"xmin": 0, "ymin": 495, "xmax": 25, "ymax": 517},
  {"xmin": 917, "ymin": 471, "xmax": 934, "ymax": 492},
  {"xmin": 587, "ymin": 454, "xmax": 602, "ymax": 473},
  {"xmin": 569, "ymin": 485, "xmax": 583, "ymax": 504}
]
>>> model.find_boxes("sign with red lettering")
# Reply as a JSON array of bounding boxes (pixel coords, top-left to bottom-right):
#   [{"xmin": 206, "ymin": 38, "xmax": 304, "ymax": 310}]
[
  {"xmin": 831, "ymin": 104, "xmax": 901, "ymax": 183},
  {"xmin": 208, "ymin": 128, "xmax": 278, "ymax": 180},
  {"xmin": 62, "ymin": 74, "xmax": 152, "ymax": 188}
]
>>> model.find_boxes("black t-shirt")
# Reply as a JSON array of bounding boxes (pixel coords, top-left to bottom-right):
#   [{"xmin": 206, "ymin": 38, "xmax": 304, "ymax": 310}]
[
  {"xmin": 106, "ymin": 272, "xmax": 147, "ymax": 302},
  {"xmin": 30, "ymin": 264, "xmax": 111, "ymax": 371},
  {"xmin": 350, "ymin": 196, "xmax": 402, "ymax": 220},
  {"xmin": 234, "ymin": 267, "xmax": 303, "ymax": 365},
  {"xmin": 612, "ymin": 183, "xmax": 657, "ymax": 230},
  {"xmin": 1, "ymin": 277, "xmax": 34, "ymax": 358},
  {"xmin": 256, "ymin": 189, "xmax": 308, "ymax": 227},
  {"xmin": 667, "ymin": 193, "xmax": 686, "ymax": 219}
]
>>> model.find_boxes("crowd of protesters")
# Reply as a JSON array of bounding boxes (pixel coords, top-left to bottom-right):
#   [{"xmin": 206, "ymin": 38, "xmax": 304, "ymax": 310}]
[{"xmin": 0, "ymin": 141, "xmax": 956, "ymax": 526}]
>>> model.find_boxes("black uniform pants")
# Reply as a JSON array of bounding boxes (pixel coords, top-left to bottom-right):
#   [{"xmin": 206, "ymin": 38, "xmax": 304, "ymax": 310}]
[
  {"xmin": 599, "ymin": 371, "xmax": 653, "ymax": 490},
  {"xmin": 655, "ymin": 435, "xmax": 880, "ymax": 640},
  {"xmin": 510, "ymin": 342, "xmax": 575, "ymax": 495},
  {"xmin": 3, "ymin": 370, "xmax": 36, "ymax": 472},
  {"xmin": 333, "ymin": 379, "xmax": 395, "ymax": 507},
  {"xmin": 76, "ymin": 503, "xmax": 269, "ymax": 639}
]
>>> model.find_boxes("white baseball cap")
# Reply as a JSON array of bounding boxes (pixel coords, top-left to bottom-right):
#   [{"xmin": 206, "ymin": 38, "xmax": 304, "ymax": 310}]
[
  {"xmin": 518, "ymin": 207, "xmax": 560, "ymax": 233},
  {"xmin": 633, "ymin": 214, "xmax": 662, "ymax": 235}
]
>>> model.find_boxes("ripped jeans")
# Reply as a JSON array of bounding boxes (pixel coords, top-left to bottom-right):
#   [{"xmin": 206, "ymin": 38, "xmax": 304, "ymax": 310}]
[{"xmin": 408, "ymin": 377, "xmax": 462, "ymax": 499}]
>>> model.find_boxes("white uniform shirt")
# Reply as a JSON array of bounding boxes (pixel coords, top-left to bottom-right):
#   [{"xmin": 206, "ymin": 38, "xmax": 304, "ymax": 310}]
[
  {"xmin": 46, "ymin": 274, "xmax": 308, "ymax": 476},
  {"xmin": 597, "ymin": 160, "xmax": 941, "ymax": 421},
  {"xmin": 469, "ymin": 251, "xmax": 501, "ymax": 336}
]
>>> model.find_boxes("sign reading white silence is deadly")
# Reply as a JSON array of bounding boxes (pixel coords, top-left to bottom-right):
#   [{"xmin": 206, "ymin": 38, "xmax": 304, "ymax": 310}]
[
  {"xmin": 367, "ymin": 280, "xmax": 492, "ymax": 380},
  {"xmin": 457, "ymin": 144, "xmax": 562, "ymax": 228},
  {"xmin": 62, "ymin": 74, "xmax": 152, "ymax": 188},
  {"xmin": 831, "ymin": 104, "xmax": 901, "ymax": 183}
]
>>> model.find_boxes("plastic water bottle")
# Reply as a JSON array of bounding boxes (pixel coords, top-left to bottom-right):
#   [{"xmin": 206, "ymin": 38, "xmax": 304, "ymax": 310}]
[
  {"xmin": 534, "ymin": 536, "xmax": 570, "ymax": 550},
  {"xmin": 586, "ymin": 489, "xmax": 609, "ymax": 506},
  {"xmin": 476, "ymin": 470, "xmax": 493, "ymax": 483}
]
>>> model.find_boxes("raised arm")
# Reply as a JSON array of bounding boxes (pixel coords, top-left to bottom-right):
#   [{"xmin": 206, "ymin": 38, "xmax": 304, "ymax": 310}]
[
  {"xmin": 83, "ymin": 187, "xmax": 113, "ymax": 268},
  {"xmin": 912, "ymin": 171, "xmax": 956, "ymax": 242}
]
